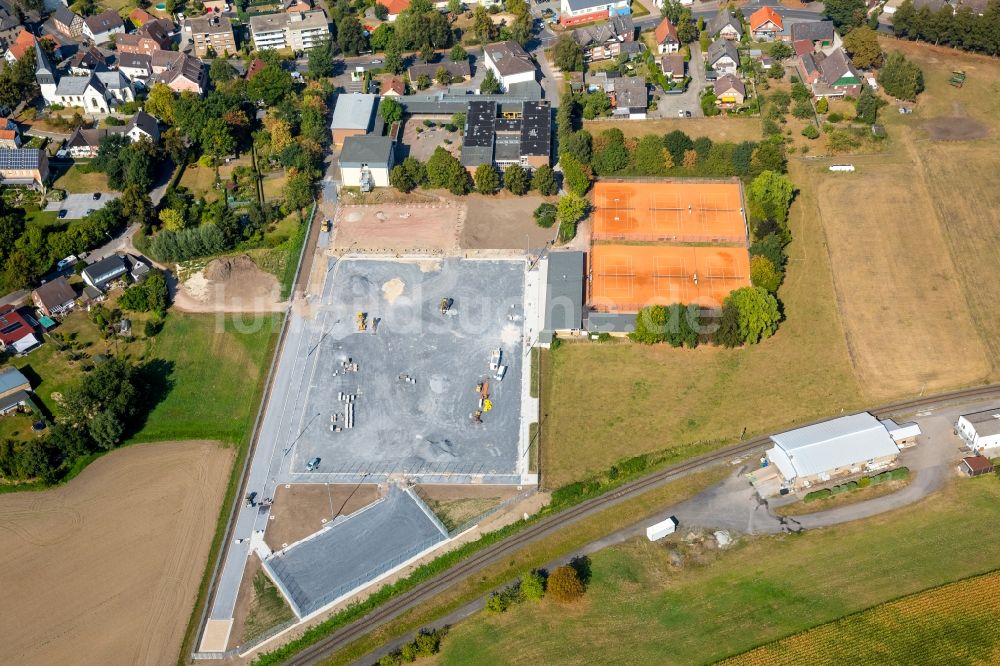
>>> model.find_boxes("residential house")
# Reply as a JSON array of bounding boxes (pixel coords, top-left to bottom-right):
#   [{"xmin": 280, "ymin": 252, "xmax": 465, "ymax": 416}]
[
  {"xmin": 706, "ymin": 38, "xmax": 739, "ymax": 76},
  {"xmin": 82, "ymin": 255, "xmax": 128, "ymax": 291},
  {"xmin": 659, "ymin": 54, "xmax": 685, "ymax": 81},
  {"xmin": 0, "ymin": 305, "xmax": 40, "ymax": 352},
  {"xmin": 339, "ymin": 135, "xmax": 394, "ymax": 190},
  {"xmin": 0, "ymin": 366, "xmax": 30, "ymax": 401},
  {"xmin": 707, "ymin": 9, "xmax": 742, "ymax": 40},
  {"xmin": 126, "ymin": 254, "xmax": 150, "ymax": 281},
  {"xmin": 118, "ymin": 52, "xmax": 152, "ymax": 80},
  {"xmin": 713, "ymin": 73, "xmax": 746, "ymax": 107},
  {"xmin": 0, "ymin": 7, "xmax": 19, "ymax": 54},
  {"xmin": 559, "ymin": 0, "xmax": 630, "ymax": 26},
  {"xmin": 765, "ymin": 413, "xmax": 902, "ymax": 491},
  {"xmin": 790, "ymin": 20, "xmax": 835, "ymax": 50},
  {"xmin": 801, "ymin": 48, "xmax": 862, "ymax": 98},
  {"xmin": 610, "ymin": 76, "xmax": 647, "ymax": 119},
  {"xmin": 125, "ymin": 110, "xmax": 159, "ymax": 143},
  {"xmin": 654, "ymin": 18, "xmax": 680, "ymax": 54},
  {"xmin": 482, "ymin": 41, "xmax": 535, "ymax": 91},
  {"xmin": 68, "ymin": 45, "xmax": 106, "ymax": 75},
  {"xmin": 957, "ymin": 407, "xmax": 1000, "ymax": 454},
  {"xmin": 284, "ymin": 0, "xmax": 312, "ymax": 11},
  {"xmin": 4, "ymin": 29, "xmax": 37, "ymax": 63},
  {"xmin": 382, "ymin": 0, "xmax": 410, "ymax": 21},
  {"xmin": 129, "ymin": 7, "xmax": 156, "ymax": 26},
  {"xmin": 52, "ymin": 6, "xmax": 85, "ymax": 38},
  {"xmin": 32, "ymin": 276, "xmax": 76, "ymax": 316},
  {"xmin": 249, "ymin": 10, "xmax": 330, "ymax": 51},
  {"xmin": 382, "ymin": 77, "xmax": 406, "ymax": 96},
  {"xmin": 329, "ymin": 92, "xmax": 377, "ymax": 146},
  {"xmin": 573, "ymin": 15, "xmax": 634, "ymax": 62},
  {"xmin": 406, "ymin": 59, "xmax": 471, "ymax": 84},
  {"xmin": 749, "ymin": 6, "xmax": 783, "ymax": 41},
  {"xmin": 96, "ymin": 70, "xmax": 135, "ymax": 104},
  {"xmin": 0, "ymin": 148, "xmax": 47, "ymax": 190},
  {"xmin": 83, "ymin": 9, "xmax": 126, "ymax": 44},
  {"xmin": 116, "ymin": 21, "xmax": 173, "ymax": 55},
  {"xmin": 152, "ymin": 51, "xmax": 207, "ymax": 95},
  {"xmin": 0, "ymin": 118, "xmax": 20, "ymax": 148},
  {"xmin": 183, "ymin": 15, "xmax": 236, "ymax": 57},
  {"xmin": 65, "ymin": 127, "xmax": 112, "ymax": 158}
]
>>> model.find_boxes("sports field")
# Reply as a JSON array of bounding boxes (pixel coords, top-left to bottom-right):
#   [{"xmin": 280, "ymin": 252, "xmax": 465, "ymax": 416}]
[
  {"xmin": 434, "ymin": 477, "xmax": 1000, "ymax": 664},
  {"xmin": 0, "ymin": 441, "xmax": 232, "ymax": 665},
  {"xmin": 589, "ymin": 244, "xmax": 750, "ymax": 311},
  {"xmin": 725, "ymin": 570, "xmax": 1000, "ymax": 665},
  {"xmin": 590, "ymin": 180, "xmax": 747, "ymax": 244}
]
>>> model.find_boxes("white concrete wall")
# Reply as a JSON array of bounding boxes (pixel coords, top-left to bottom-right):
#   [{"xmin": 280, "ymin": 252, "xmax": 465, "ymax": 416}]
[{"xmin": 341, "ymin": 165, "xmax": 390, "ymax": 187}]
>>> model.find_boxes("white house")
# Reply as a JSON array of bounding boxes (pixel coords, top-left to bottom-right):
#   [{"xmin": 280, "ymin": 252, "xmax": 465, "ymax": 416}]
[
  {"xmin": 95, "ymin": 70, "xmax": 135, "ymax": 104},
  {"xmin": 118, "ymin": 52, "xmax": 152, "ymax": 81},
  {"xmin": 125, "ymin": 111, "xmax": 160, "ymax": 143},
  {"xmin": 706, "ymin": 38, "xmax": 739, "ymax": 75},
  {"xmin": 766, "ymin": 412, "xmax": 901, "ymax": 489},
  {"xmin": 653, "ymin": 18, "xmax": 679, "ymax": 54},
  {"xmin": 956, "ymin": 408, "xmax": 1000, "ymax": 454},
  {"xmin": 339, "ymin": 135, "xmax": 394, "ymax": 190},
  {"xmin": 482, "ymin": 40, "xmax": 535, "ymax": 91},
  {"xmin": 83, "ymin": 9, "xmax": 125, "ymax": 44},
  {"xmin": 559, "ymin": 0, "xmax": 630, "ymax": 26}
]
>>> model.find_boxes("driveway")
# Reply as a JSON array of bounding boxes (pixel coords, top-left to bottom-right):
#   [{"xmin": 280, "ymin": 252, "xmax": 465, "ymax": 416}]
[{"xmin": 652, "ymin": 42, "xmax": 707, "ymax": 118}]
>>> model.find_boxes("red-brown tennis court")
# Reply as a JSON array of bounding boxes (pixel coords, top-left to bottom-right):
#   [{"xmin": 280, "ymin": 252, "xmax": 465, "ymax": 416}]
[
  {"xmin": 588, "ymin": 244, "xmax": 751, "ymax": 311},
  {"xmin": 591, "ymin": 180, "xmax": 747, "ymax": 244}
]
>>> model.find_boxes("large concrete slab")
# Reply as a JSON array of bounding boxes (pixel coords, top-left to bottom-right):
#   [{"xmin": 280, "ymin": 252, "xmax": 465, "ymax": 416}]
[
  {"xmin": 263, "ymin": 486, "xmax": 448, "ymax": 618},
  {"xmin": 286, "ymin": 257, "xmax": 527, "ymax": 483}
]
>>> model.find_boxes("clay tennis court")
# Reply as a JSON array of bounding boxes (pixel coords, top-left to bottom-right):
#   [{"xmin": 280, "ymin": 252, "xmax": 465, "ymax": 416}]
[
  {"xmin": 591, "ymin": 180, "xmax": 747, "ymax": 244},
  {"xmin": 588, "ymin": 244, "xmax": 750, "ymax": 311}
]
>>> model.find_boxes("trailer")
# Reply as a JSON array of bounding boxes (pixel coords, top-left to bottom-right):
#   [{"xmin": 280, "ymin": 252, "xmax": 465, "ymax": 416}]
[{"xmin": 646, "ymin": 516, "xmax": 678, "ymax": 542}]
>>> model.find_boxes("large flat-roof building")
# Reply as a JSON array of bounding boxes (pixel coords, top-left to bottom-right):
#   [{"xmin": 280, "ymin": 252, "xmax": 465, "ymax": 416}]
[
  {"xmin": 183, "ymin": 15, "xmax": 236, "ymax": 57},
  {"xmin": 459, "ymin": 99, "xmax": 550, "ymax": 172},
  {"xmin": 956, "ymin": 407, "xmax": 1000, "ymax": 455},
  {"xmin": 249, "ymin": 10, "xmax": 330, "ymax": 51},
  {"xmin": 329, "ymin": 93, "xmax": 378, "ymax": 146},
  {"xmin": 767, "ymin": 413, "xmax": 901, "ymax": 489},
  {"xmin": 541, "ymin": 251, "xmax": 585, "ymax": 344},
  {"xmin": 560, "ymin": 0, "xmax": 630, "ymax": 26}
]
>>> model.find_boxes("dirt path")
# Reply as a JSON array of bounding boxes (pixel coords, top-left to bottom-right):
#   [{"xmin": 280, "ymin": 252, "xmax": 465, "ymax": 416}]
[{"xmin": 0, "ymin": 441, "xmax": 233, "ymax": 666}]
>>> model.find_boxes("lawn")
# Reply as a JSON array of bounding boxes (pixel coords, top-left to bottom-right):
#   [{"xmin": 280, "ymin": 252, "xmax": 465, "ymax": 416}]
[
  {"xmin": 539, "ymin": 153, "xmax": 860, "ymax": 487},
  {"xmin": 52, "ymin": 165, "xmax": 111, "ymax": 194},
  {"xmin": 435, "ymin": 477, "xmax": 1000, "ymax": 664},
  {"xmin": 582, "ymin": 117, "xmax": 762, "ymax": 143},
  {"xmin": 26, "ymin": 209, "xmax": 60, "ymax": 229},
  {"xmin": 261, "ymin": 173, "xmax": 288, "ymax": 203},
  {"xmin": 132, "ymin": 311, "xmax": 280, "ymax": 444},
  {"xmin": 725, "ymin": 570, "xmax": 1000, "ymax": 665}
]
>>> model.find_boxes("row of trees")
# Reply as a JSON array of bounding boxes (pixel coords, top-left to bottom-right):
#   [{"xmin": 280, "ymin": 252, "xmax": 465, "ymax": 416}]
[
  {"xmin": 389, "ymin": 147, "xmax": 559, "ymax": 197},
  {"xmin": 631, "ymin": 287, "xmax": 782, "ymax": 348},
  {"xmin": 892, "ymin": 0, "xmax": 1000, "ymax": 56}
]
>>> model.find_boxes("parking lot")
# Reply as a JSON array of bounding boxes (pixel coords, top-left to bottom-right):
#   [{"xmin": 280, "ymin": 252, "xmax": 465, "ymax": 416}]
[
  {"xmin": 283, "ymin": 257, "xmax": 528, "ymax": 484},
  {"xmin": 45, "ymin": 192, "xmax": 120, "ymax": 220}
]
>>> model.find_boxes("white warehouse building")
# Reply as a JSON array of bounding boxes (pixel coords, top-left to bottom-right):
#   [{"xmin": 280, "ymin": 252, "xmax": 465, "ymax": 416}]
[
  {"xmin": 956, "ymin": 407, "xmax": 1000, "ymax": 454},
  {"xmin": 766, "ymin": 412, "xmax": 904, "ymax": 490}
]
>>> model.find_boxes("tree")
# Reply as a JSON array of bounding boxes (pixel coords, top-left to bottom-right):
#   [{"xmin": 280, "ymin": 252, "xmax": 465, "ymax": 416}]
[
  {"xmin": 560, "ymin": 154, "xmax": 591, "ymax": 196},
  {"xmin": 425, "ymin": 147, "xmax": 469, "ymax": 194},
  {"xmin": 283, "ymin": 170, "xmax": 313, "ymax": 211},
  {"xmin": 557, "ymin": 193, "xmax": 587, "ymax": 225},
  {"xmin": 750, "ymin": 255, "xmax": 782, "ymax": 292},
  {"xmin": 384, "ymin": 38, "xmax": 404, "ymax": 74},
  {"xmin": 531, "ymin": 165, "xmax": 557, "ymax": 195},
  {"xmin": 677, "ymin": 10, "xmax": 698, "ymax": 43},
  {"xmin": 307, "ymin": 39, "xmax": 336, "ymax": 78},
  {"xmin": 448, "ymin": 0, "xmax": 461, "ymax": 13},
  {"xmin": 560, "ymin": 130, "xmax": 592, "ymax": 164},
  {"xmin": 374, "ymin": 2, "xmax": 388, "ymax": 19},
  {"xmin": 119, "ymin": 185, "xmax": 152, "ymax": 227},
  {"xmin": 209, "ymin": 58, "xmax": 235, "ymax": 84},
  {"xmin": 768, "ymin": 62, "xmax": 785, "ymax": 79},
  {"xmin": 713, "ymin": 301, "xmax": 743, "ymax": 347},
  {"xmin": 663, "ymin": 129, "xmax": 694, "ymax": 166},
  {"xmin": 504, "ymin": 164, "xmax": 529, "ymax": 195},
  {"xmin": 473, "ymin": 5, "xmax": 497, "ymax": 42},
  {"xmin": 856, "ymin": 84, "xmax": 886, "ymax": 123},
  {"xmin": 591, "ymin": 128, "xmax": 627, "ymax": 175},
  {"xmin": 747, "ymin": 170, "xmax": 794, "ymax": 229},
  {"xmin": 633, "ymin": 135, "xmax": 666, "ymax": 175},
  {"xmin": 420, "ymin": 42, "xmax": 436, "ymax": 63},
  {"xmin": 750, "ymin": 141, "xmax": 787, "ymax": 176},
  {"xmin": 370, "ymin": 23, "xmax": 395, "ymax": 51},
  {"xmin": 435, "ymin": 65, "xmax": 452, "ymax": 85},
  {"xmin": 843, "ymin": 26, "xmax": 883, "ymax": 69},
  {"xmin": 631, "ymin": 304, "xmax": 699, "ymax": 347},
  {"xmin": 450, "ymin": 44, "xmax": 467, "ymax": 62},
  {"xmin": 824, "ymin": 0, "xmax": 867, "ymax": 29},
  {"xmin": 801, "ymin": 124, "xmax": 820, "ymax": 139},
  {"xmin": 792, "ymin": 98, "xmax": 814, "ymax": 119},
  {"xmin": 201, "ymin": 117, "xmax": 236, "ymax": 160},
  {"xmin": 337, "ymin": 16, "xmax": 368, "ymax": 56},
  {"xmin": 726, "ymin": 286, "xmax": 781, "ymax": 344},
  {"xmin": 815, "ymin": 97, "xmax": 829, "ymax": 114},
  {"xmin": 533, "ymin": 202, "xmax": 557, "ymax": 228},
  {"xmin": 0, "ymin": 48, "xmax": 38, "ymax": 109},
  {"xmin": 878, "ymin": 51, "xmax": 924, "ymax": 101},
  {"xmin": 522, "ymin": 571, "xmax": 545, "ymax": 600},
  {"xmin": 750, "ymin": 233, "xmax": 787, "ymax": 270},
  {"xmin": 159, "ymin": 208, "xmax": 185, "ymax": 231},
  {"xmin": 247, "ymin": 63, "xmax": 294, "ymax": 105},
  {"xmin": 770, "ymin": 41, "xmax": 794, "ymax": 60},
  {"xmin": 547, "ymin": 565, "xmax": 584, "ymax": 602},
  {"xmin": 682, "ymin": 149, "xmax": 699, "ymax": 169},
  {"xmin": 474, "ymin": 163, "xmax": 500, "ymax": 194},
  {"xmin": 380, "ymin": 97, "xmax": 403, "ymax": 124},
  {"xmin": 145, "ymin": 83, "xmax": 175, "ymax": 123},
  {"xmin": 480, "ymin": 69, "xmax": 501, "ymax": 94},
  {"xmin": 553, "ymin": 34, "xmax": 584, "ymax": 72},
  {"xmin": 390, "ymin": 165, "xmax": 415, "ymax": 192}
]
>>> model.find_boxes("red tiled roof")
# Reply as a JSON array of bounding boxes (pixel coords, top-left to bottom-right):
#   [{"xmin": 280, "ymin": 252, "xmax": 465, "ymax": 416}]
[
  {"xmin": 654, "ymin": 18, "xmax": 678, "ymax": 44},
  {"xmin": 382, "ymin": 0, "xmax": 410, "ymax": 16},
  {"xmin": 750, "ymin": 6, "xmax": 782, "ymax": 32},
  {"xmin": 0, "ymin": 305, "xmax": 33, "ymax": 346},
  {"xmin": 130, "ymin": 7, "xmax": 155, "ymax": 25},
  {"xmin": 793, "ymin": 39, "xmax": 813, "ymax": 57},
  {"xmin": 6, "ymin": 30, "xmax": 36, "ymax": 61}
]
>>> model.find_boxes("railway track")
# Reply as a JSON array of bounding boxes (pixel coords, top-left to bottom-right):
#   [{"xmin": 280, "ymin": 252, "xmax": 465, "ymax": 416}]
[{"xmin": 275, "ymin": 383, "xmax": 1000, "ymax": 666}]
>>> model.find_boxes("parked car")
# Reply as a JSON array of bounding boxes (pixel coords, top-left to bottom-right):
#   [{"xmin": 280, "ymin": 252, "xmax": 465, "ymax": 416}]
[
  {"xmin": 92, "ymin": 192, "xmax": 101, "ymax": 200},
  {"xmin": 57, "ymin": 210, "xmax": 67, "ymax": 219},
  {"xmin": 306, "ymin": 457, "xmax": 321, "ymax": 471}
]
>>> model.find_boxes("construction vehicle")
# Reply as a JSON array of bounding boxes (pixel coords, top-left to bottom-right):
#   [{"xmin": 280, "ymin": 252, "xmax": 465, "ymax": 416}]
[
  {"xmin": 949, "ymin": 70, "xmax": 966, "ymax": 87},
  {"xmin": 356, "ymin": 311, "xmax": 367, "ymax": 331},
  {"xmin": 490, "ymin": 348, "xmax": 502, "ymax": 370},
  {"xmin": 494, "ymin": 365, "xmax": 507, "ymax": 382},
  {"xmin": 245, "ymin": 491, "xmax": 257, "ymax": 508},
  {"xmin": 439, "ymin": 297, "xmax": 453, "ymax": 315},
  {"xmin": 321, "ymin": 219, "xmax": 331, "ymax": 232},
  {"xmin": 472, "ymin": 409, "xmax": 482, "ymax": 424},
  {"xmin": 482, "ymin": 398, "xmax": 493, "ymax": 412}
]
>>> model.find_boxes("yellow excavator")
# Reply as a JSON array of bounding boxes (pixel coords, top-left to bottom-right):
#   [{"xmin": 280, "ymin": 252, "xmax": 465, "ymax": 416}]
[{"xmin": 356, "ymin": 311, "xmax": 367, "ymax": 331}]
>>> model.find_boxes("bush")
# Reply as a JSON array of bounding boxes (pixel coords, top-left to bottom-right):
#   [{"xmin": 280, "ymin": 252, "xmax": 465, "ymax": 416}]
[
  {"xmin": 827, "ymin": 112, "xmax": 843, "ymax": 123},
  {"xmin": 801, "ymin": 125, "xmax": 819, "ymax": 139},
  {"xmin": 522, "ymin": 571, "xmax": 545, "ymax": 600},
  {"xmin": 547, "ymin": 565, "xmax": 584, "ymax": 602},
  {"xmin": 804, "ymin": 488, "xmax": 833, "ymax": 503},
  {"xmin": 815, "ymin": 97, "xmax": 829, "ymax": 114},
  {"xmin": 858, "ymin": 476, "xmax": 871, "ymax": 488},
  {"xmin": 533, "ymin": 202, "xmax": 556, "ymax": 228}
]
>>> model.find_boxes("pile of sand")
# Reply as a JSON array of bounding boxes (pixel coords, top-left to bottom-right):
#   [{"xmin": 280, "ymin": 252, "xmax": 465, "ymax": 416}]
[
  {"xmin": 174, "ymin": 255, "xmax": 284, "ymax": 313},
  {"xmin": 382, "ymin": 278, "xmax": 405, "ymax": 303},
  {"xmin": 205, "ymin": 255, "xmax": 261, "ymax": 282},
  {"xmin": 183, "ymin": 271, "xmax": 210, "ymax": 302}
]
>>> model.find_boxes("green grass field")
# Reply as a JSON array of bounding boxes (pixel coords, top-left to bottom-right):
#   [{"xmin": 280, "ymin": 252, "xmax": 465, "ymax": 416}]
[
  {"xmin": 243, "ymin": 571, "xmax": 295, "ymax": 644},
  {"xmin": 52, "ymin": 166, "xmax": 111, "ymax": 193},
  {"xmin": 434, "ymin": 477, "xmax": 1000, "ymax": 664},
  {"xmin": 132, "ymin": 312, "xmax": 280, "ymax": 444}
]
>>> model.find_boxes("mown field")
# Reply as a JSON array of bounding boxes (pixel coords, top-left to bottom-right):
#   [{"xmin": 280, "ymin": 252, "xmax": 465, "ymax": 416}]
[
  {"xmin": 724, "ymin": 569, "xmax": 1000, "ymax": 665},
  {"xmin": 433, "ymin": 477, "xmax": 1000, "ymax": 664}
]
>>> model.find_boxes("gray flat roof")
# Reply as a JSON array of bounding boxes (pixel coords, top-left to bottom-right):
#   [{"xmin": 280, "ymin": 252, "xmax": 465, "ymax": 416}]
[
  {"xmin": 339, "ymin": 134, "xmax": 393, "ymax": 167},
  {"xmin": 961, "ymin": 407, "xmax": 1000, "ymax": 438},
  {"xmin": 330, "ymin": 93, "xmax": 378, "ymax": 131},
  {"xmin": 544, "ymin": 251, "xmax": 584, "ymax": 331},
  {"xmin": 585, "ymin": 311, "xmax": 636, "ymax": 333}
]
